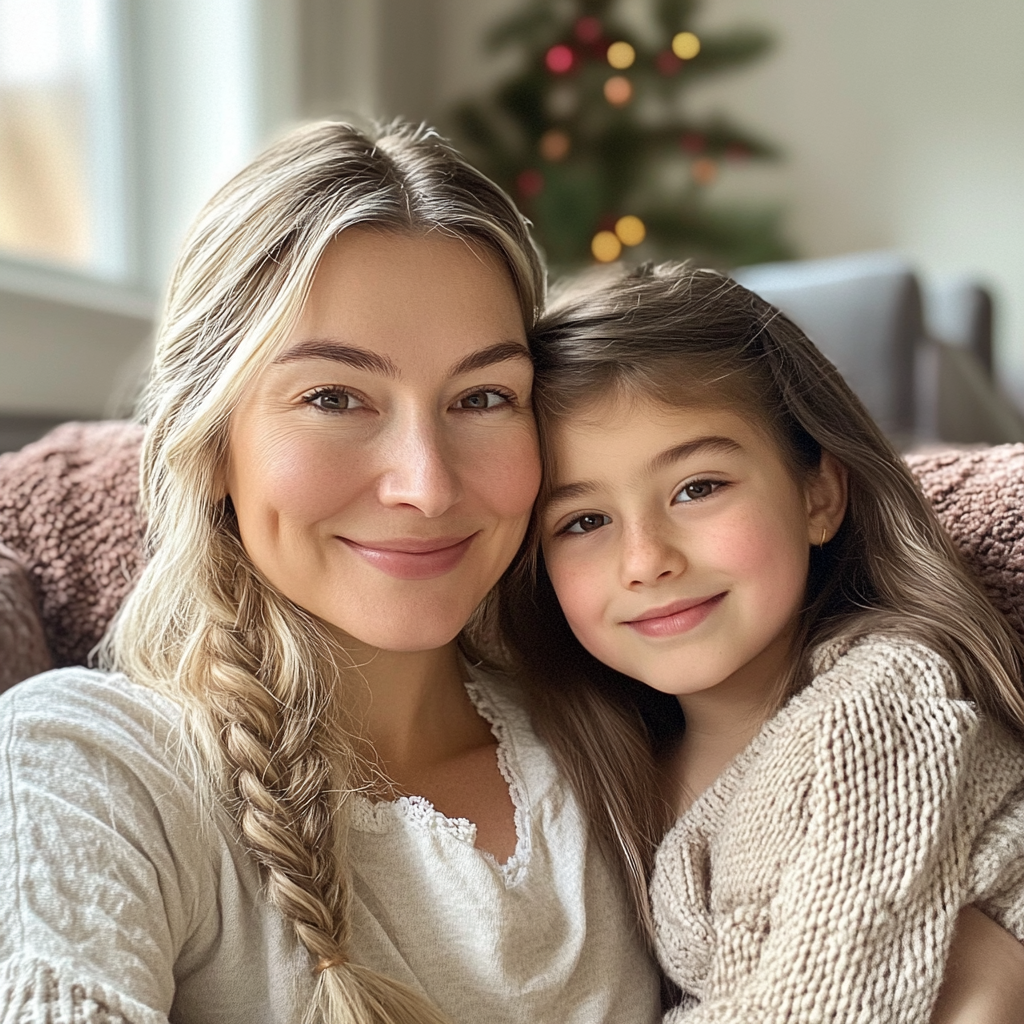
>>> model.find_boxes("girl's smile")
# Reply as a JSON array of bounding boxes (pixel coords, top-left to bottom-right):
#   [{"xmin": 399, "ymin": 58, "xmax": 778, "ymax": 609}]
[
  {"xmin": 541, "ymin": 395, "xmax": 845, "ymax": 707},
  {"xmin": 623, "ymin": 592, "xmax": 726, "ymax": 638}
]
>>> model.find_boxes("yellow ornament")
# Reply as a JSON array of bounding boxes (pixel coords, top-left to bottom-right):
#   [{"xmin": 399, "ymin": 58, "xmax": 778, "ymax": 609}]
[
  {"xmin": 672, "ymin": 31, "xmax": 700, "ymax": 60},
  {"xmin": 606, "ymin": 41, "xmax": 636, "ymax": 69},
  {"xmin": 591, "ymin": 231, "xmax": 623, "ymax": 262},
  {"xmin": 614, "ymin": 215, "xmax": 646, "ymax": 247}
]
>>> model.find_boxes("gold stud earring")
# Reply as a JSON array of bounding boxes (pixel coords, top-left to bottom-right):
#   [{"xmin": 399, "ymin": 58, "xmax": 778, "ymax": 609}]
[{"xmin": 819, "ymin": 526, "xmax": 827, "ymax": 547}]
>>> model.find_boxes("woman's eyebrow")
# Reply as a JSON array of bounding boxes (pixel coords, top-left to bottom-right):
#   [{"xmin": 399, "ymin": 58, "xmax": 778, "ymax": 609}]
[
  {"xmin": 272, "ymin": 339, "xmax": 399, "ymax": 377},
  {"xmin": 446, "ymin": 341, "xmax": 533, "ymax": 377},
  {"xmin": 271, "ymin": 339, "xmax": 531, "ymax": 379}
]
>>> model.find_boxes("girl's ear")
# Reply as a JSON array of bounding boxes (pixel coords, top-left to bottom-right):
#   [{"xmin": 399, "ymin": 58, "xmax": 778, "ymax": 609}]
[{"xmin": 805, "ymin": 450, "xmax": 848, "ymax": 546}]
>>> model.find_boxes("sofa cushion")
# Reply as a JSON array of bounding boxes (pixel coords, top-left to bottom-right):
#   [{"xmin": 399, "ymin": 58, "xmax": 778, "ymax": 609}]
[
  {"xmin": 0, "ymin": 541, "xmax": 51, "ymax": 692},
  {"xmin": 0, "ymin": 420, "xmax": 144, "ymax": 667},
  {"xmin": 906, "ymin": 444, "xmax": 1024, "ymax": 639}
]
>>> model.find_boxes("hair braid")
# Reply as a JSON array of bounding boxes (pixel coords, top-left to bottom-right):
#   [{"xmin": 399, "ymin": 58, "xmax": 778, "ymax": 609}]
[{"xmin": 189, "ymin": 548, "xmax": 452, "ymax": 1024}]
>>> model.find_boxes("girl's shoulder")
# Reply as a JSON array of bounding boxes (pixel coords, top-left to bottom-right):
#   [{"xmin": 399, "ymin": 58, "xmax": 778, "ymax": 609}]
[{"xmin": 804, "ymin": 633, "xmax": 961, "ymax": 708}]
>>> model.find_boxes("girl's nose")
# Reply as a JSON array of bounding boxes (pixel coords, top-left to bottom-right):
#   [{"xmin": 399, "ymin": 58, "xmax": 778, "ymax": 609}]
[
  {"xmin": 620, "ymin": 520, "xmax": 687, "ymax": 588},
  {"xmin": 377, "ymin": 415, "xmax": 462, "ymax": 517}
]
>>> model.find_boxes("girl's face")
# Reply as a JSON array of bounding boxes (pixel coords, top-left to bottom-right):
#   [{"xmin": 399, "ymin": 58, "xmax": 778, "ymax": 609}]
[
  {"xmin": 540, "ymin": 394, "xmax": 845, "ymax": 702},
  {"xmin": 225, "ymin": 227, "xmax": 540, "ymax": 652}
]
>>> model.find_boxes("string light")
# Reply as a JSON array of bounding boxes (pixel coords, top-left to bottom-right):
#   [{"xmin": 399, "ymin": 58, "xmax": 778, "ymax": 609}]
[
  {"xmin": 672, "ymin": 31, "xmax": 700, "ymax": 60},
  {"xmin": 540, "ymin": 128, "xmax": 570, "ymax": 161},
  {"xmin": 691, "ymin": 157, "xmax": 718, "ymax": 185},
  {"xmin": 575, "ymin": 16, "xmax": 602, "ymax": 43},
  {"xmin": 516, "ymin": 169, "xmax": 544, "ymax": 197},
  {"xmin": 656, "ymin": 50, "xmax": 682, "ymax": 76},
  {"xmin": 614, "ymin": 215, "xmax": 646, "ymax": 246},
  {"xmin": 603, "ymin": 75, "xmax": 633, "ymax": 106},
  {"xmin": 545, "ymin": 44, "xmax": 574, "ymax": 74},
  {"xmin": 591, "ymin": 230, "xmax": 622, "ymax": 262},
  {"xmin": 606, "ymin": 41, "xmax": 635, "ymax": 69},
  {"xmin": 680, "ymin": 132, "xmax": 706, "ymax": 154}
]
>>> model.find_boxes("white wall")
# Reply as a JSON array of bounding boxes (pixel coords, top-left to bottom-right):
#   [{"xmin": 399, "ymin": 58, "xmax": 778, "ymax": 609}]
[
  {"xmin": 0, "ymin": 0, "xmax": 299, "ymax": 420},
  {"xmin": 435, "ymin": 0, "xmax": 1024, "ymax": 401}
]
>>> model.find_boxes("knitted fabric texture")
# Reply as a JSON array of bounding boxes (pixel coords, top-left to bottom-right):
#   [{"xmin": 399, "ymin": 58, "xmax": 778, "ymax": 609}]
[
  {"xmin": 0, "ymin": 421, "xmax": 144, "ymax": 668},
  {"xmin": 0, "ymin": 542, "xmax": 51, "ymax": 692},
  {"xmin": 651, "ymin": 636, "xmax": 1024, "ymax": 1024}
]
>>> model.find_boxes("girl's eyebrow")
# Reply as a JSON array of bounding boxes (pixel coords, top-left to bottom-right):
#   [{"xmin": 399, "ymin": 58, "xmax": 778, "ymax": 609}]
[
  {"xmin": 649, "ymin": 435, "xmax": 742, "ymax": 472},
  {"xmin": 271, "ymin": 339, "xmax": 531, "ymax": 378},
  {"xmin": 545, "ymin": 435, "xmax": 743, "ymax": 508}
]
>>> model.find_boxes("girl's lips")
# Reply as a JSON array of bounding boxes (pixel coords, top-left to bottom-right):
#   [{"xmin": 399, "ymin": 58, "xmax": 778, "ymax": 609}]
[
  {"xmin": 624, "ymin": 593, "xmax": 726, "ymax": 638},
  {"xmin": 341, "ymin": 534, "xmax": 476, "ymax": 580}
]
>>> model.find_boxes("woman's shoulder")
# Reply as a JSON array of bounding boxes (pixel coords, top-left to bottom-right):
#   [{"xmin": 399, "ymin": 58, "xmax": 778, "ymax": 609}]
[
  {"xmin": 2, "ymin": 666, "xmax": 185, "ymax": 752},
  {"xmin": 0, "ymin": 666, "xmax": 203, "ymax": 813}
]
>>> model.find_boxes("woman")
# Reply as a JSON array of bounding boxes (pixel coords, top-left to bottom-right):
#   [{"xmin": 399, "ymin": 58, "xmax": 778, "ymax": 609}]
[{"xmin": 0, "ymin": 120, "xmax": 1020, "ymax": 1024}]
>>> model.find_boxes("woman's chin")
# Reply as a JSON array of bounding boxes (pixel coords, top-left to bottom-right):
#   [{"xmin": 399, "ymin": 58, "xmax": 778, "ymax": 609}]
[{"xmin": 316, "ymin": 608, "xmax": 471, "ymax": 656}]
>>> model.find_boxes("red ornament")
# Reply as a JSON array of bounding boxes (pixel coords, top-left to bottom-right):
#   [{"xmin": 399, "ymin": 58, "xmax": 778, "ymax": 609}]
[
  {"xmin": 656, "ymin": 50, "xmax": 683, "ymax": 76},
  {"xmin": 517, "ymin": 169, "xmax": 545, "ymax": 198},
  {"xmin": 680, "ymin": 133, "xmax": 706, "ymax": 154},
  {"xmin": 545, "ymin": 44, "xmax": 575, "ymax": 74},
  {"xmin": 574, "ymin": 16, "xmax": 602, "ymax": 43}
]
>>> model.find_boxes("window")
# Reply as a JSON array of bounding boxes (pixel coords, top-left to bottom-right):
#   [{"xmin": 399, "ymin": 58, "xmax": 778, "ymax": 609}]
[{"xmin": 0, "ymin": 0, "xmax": 126, "ymax": 277}]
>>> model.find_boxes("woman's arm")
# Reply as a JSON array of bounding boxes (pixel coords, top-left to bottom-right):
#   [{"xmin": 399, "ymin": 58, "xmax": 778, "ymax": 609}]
[{"xmin": 931, "ymin": 906, "xmax": 1024, "ymax": 1024}]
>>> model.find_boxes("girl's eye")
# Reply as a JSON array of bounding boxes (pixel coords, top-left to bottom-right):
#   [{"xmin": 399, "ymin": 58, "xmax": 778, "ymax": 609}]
[
  {"xmin": 562, "ymin": 513, "xmax": 612, "ymax": 535},
  {"xmin": 673, "ymin": 480, "xmax": 721, "ymax": 504},
  {"xmin": 452, "ymin": 389, "xmax": 512, "ymax": 410},
  {"xmin": 304, "ymin": 388, "xmax": 365, "ymax": 412}
]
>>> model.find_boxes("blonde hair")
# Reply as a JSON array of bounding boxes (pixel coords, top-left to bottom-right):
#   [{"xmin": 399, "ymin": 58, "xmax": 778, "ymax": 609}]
[
  {"xmin": 499, "ymin": 262, "xmax": 1024, "ymax": 938},
  {"xmin": 103, "ymin": 120, "xmax": 543, "ymax": 1024}
]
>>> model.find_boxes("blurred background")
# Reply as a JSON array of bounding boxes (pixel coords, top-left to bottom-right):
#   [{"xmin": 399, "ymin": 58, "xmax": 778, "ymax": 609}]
[{"xmin": 1, "ymin": 0, "xmax": 1023, "ymax": 450}]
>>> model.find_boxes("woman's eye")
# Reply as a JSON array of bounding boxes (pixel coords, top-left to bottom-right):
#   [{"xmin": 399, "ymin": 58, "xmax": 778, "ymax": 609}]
[
  {"xmin": 563, "ymin": 513, "xmax": 612, "ymax": 535},
  {"xmin": 674, "ymin": 480, "xmax": 721, "ymax": 503},
  {"xmin": 453, "ymin": 389, "xmax": 511, "ymax": 410},
  {"xmin": 305, "ymin": 388, "xmax": 365, "ymax": 412}
]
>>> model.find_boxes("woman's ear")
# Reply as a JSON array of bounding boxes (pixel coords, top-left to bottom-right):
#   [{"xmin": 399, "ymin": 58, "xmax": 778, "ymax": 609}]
[{"xmin": 805, "ymin": 450, "xmax": 848, "ymax": 546}]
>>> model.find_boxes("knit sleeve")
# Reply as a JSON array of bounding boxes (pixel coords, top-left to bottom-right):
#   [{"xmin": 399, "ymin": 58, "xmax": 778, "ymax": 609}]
[
  {"xmin": 658, "ymin": 644, "xmax": 1024, "ymax": 1024},
  {"xmin": 0, "ymin": 669, "xmax": 217, "ymax": 1023}
]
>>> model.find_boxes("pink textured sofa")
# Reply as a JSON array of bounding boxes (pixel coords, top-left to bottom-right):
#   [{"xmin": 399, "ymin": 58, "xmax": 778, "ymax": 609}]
[{"xmin": 2, "ymin": 422, "xmax": 1024, "ymax": 691}]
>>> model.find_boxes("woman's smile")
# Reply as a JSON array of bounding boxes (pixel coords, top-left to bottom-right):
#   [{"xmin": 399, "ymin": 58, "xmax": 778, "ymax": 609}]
[{"xmin": 340, "ymin": 533, "xmax": 478, "ymax": 580}]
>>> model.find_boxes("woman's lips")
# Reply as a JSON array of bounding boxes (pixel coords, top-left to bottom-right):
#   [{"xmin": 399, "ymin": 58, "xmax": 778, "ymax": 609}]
[
  {"xmin": 341, "ymin": 534, "xmax": 476, "ymax": 580},
  {"xmin": 624, "ymin": 593, "xmax": 726, "ymax": 638}
]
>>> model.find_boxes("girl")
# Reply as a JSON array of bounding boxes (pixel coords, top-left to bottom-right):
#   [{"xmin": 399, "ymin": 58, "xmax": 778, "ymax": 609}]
[{"xmin": 502, "ymin": 262, "xmax": 1024, "ymax": 1022}]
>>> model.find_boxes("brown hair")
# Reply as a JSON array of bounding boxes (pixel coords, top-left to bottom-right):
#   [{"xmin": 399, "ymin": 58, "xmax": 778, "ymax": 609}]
[
  {"xmin": 499, "ymin": 261, "xmax": 1024, "ymax": 937},
  {"xmin": 105, "ymin": 120, "xmax": 544, "ymax": 1024}
]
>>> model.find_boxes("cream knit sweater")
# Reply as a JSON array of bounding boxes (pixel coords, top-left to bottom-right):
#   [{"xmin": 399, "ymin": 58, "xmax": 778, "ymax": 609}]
[{"xmin": 651, "ymin": 635, "xmax": 1024, "ymax": 1023}]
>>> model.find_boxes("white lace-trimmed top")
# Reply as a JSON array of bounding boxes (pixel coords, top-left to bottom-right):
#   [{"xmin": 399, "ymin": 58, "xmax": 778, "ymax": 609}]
[
  {"xmin": 0, "ymin": 666, "xmax": 660, "ymax": 1024},
  {"xmin": 651, "ymin": 635, "xmax": 1024, "ymax": 1024}
]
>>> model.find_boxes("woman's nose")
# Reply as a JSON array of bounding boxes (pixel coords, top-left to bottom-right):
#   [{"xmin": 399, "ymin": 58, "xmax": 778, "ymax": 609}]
[
  {"xmin": 376, "ymin": 415, "xmax": 462, "ymax": 517},
  {"xmin": 620, "ymin": 520, "xmax": 687, "ymax": 588}
]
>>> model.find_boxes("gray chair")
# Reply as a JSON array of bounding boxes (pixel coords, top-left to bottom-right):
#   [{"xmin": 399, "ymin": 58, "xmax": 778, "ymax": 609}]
[{"xmin": 732, "ymin": 252, "xmax": 1024, "ymax": 447}]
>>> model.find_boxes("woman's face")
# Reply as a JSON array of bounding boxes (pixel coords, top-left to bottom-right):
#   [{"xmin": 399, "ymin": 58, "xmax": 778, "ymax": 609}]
[{"xmin": 225, "ymin": 227, "xmax": 540, "ymax": 652}]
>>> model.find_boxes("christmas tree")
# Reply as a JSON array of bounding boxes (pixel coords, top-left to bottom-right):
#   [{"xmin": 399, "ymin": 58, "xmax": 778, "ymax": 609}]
[{"xmin": 449, "ymin": 0, "xmax": 792, "ymax": 271}]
